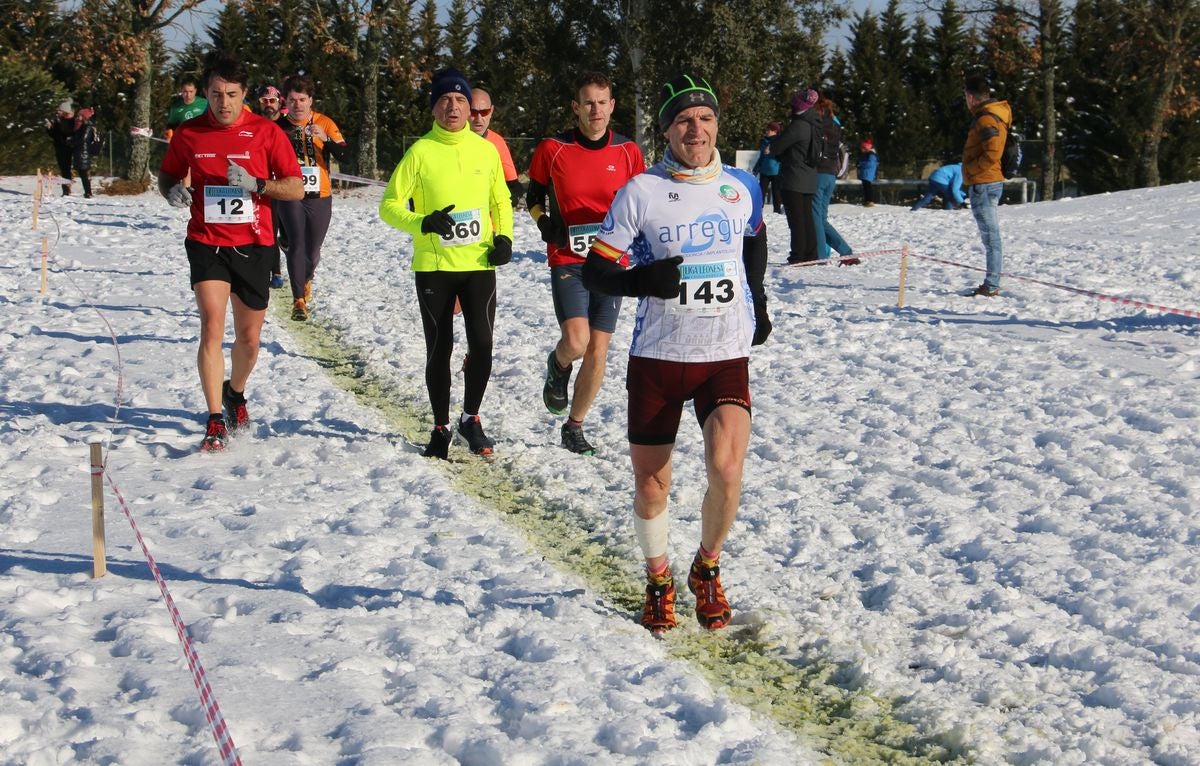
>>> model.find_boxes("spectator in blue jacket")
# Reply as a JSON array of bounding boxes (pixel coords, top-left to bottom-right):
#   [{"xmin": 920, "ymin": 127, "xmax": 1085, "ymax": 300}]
[
  {"xmin": 857, "ymin": 139, "xmax": 878, "ymax": 207},
  {"xmin": 753, "ymin": 122, "xmax": 783, "ymax": 213},
  {"xmin": 911, "ymin": 162, "xmax": 965, "ymax": 210}
]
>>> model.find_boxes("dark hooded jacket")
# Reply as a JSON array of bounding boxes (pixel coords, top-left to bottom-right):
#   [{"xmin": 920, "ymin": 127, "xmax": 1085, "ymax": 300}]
[{"xmin": 769, "ymin": 109, "xmax": 821, "ymax": 194}]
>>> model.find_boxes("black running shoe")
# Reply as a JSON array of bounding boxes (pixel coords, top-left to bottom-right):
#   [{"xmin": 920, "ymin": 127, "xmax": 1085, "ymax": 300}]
[
  {"xmin": 542, "ymin": 350, "xmax": 571, "ymax": 415},
  {"xmin": 422, "ymin": 425, "xmax": 451, "ymax": 459},
  {"xmin": 560, "ymin": 422, "xmax": 595, "ymax": 456},
  {"xmin": 221, "ymin": 380, "xmax": 249, "ymax": 433},
  {"xmin": 456, "ymin": 415, "xmax": 495, "ymax": 457},
  {"xmin": 200, "ymin": 416, "xmax": 229, "ymax": 453}
]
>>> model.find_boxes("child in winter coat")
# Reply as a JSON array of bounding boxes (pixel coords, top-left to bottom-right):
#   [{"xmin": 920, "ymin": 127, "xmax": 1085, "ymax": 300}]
[
  {"xmin": 911, "ymin": 162, "xmax": 965, "ymax": 210},
  {"xmin": 857, "ymin": 139, "xmax": 878, "ymax": 207},
  {"xmin": 68, "ymin": 108, "xmax": 102, "ymax": 198},
  {"xmin": 752, "ymin": 122, "xmax": 783, "ymax": 214}
]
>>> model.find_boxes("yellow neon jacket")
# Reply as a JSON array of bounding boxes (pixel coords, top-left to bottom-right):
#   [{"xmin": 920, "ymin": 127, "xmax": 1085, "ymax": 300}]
[{"xmin": 379, "ymin": 121, "xmax": 514, "ymax": 272}]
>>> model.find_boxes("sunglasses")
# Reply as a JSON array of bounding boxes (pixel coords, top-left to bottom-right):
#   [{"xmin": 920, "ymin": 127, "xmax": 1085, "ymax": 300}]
[
  {"xmin": 259, "ymin": 97, "xmax": 279, "ymax": 105},
  {"xmin": 470, "ymin": 107, "xmax": 493, "ymax": 117}
]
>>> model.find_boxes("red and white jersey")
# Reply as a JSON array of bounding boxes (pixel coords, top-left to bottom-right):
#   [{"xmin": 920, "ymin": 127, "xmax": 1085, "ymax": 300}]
[
  {"xmin": 161, "ymin": 109, "xmax": 301, "ymax": 247},
  {"xmin": 528, "ymin": 129, "xmax": 644, "ymax": 267}
]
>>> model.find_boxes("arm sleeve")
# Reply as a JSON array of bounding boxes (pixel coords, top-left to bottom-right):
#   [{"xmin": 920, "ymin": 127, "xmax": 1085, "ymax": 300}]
[
  {"xmin": 378, "ymin": 153, "xmax": 424, "ymax": 235},
  {"xmin": 526, "ymin": 178, "xmax": 549, "ymax": 218},
  {"xmin": 742, "ymin": 229, "xmax": 768, "ymax": 304},
  {"xmin": 582, "ymin": 251, "xmax": 636, "ymax": 297},
  {"xmin": 489, "ymin": 149, "xmax": 514, "ymax": 239},
  {"xmin": 495, "ymin": 137, "xmax": 518, "ymax": 182}
]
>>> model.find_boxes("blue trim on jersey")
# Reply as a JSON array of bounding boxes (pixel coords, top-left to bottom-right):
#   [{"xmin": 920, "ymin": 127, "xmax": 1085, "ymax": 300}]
[{"xmin": 726, "ymin": 165, "xmax": 765, "ymax": 235}]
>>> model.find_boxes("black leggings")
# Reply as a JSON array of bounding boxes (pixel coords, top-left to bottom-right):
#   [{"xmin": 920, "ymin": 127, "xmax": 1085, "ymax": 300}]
[
  {"xmin": 414, "ymin": 270, "xmax": 497, "ymax": 425},
  {"xmin": 276, "ymin": 196, "xmax": 333, "ymax": 300},
  {"xmin": 781, "ymin": 189, "xmax": 817, "ymax": 262}
]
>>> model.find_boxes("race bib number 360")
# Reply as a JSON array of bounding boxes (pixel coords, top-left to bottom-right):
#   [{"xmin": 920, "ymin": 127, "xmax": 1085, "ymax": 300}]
[
  {"xmin": 440, "ymin": 208, "xmax": 483, "ymax": 246},
  {"xmin": 203, "ymin": 185, "xmax": 254, "ymax": 224},
  {"xmin": 670, "ymin": 260, "xmax": 742, "ymax": 316}
]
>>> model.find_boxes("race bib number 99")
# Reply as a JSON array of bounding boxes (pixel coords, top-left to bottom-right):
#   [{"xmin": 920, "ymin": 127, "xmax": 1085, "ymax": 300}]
[
  {"xmin": 203, "ymin": 185, "xmax": 254, "ymax": 224},
  {"xmin": 568, "ymin": 223, "xmax": 600, "ymax": 255},
  {"xmin": 440, "ymin": 208, "xmax": 483, "ymax": 246},
  {"xmin": 300, "ymin": 166, "xmax": 321, "ymax": 192},
  {"xmin": 670, "ymin": 260, "xmax": 742, "ymax": 316}
]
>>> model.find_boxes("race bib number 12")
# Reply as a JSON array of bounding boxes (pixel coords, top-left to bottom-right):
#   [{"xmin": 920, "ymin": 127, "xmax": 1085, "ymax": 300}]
[{"xmin": 203, "ymin": 185, "xmax": 254, "ymax": 224}]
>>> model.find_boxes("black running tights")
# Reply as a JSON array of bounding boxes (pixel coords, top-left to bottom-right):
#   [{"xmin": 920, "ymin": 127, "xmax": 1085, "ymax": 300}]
[{"xmin": 414, "ymin": 270, "xmax": 496, "ymax": 425}]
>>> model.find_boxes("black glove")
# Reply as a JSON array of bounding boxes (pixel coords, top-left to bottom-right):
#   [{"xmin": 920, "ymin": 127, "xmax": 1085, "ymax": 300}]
[
  {"xmin": 488, "ymin": 235, "xmax": 512, "ymax": 266},
  {"xmin": 506, "ymin": 179, "xmax": 525, "ymax": 210},
  {"xmin": 421, "ymin": 204, "xmax": 456, "ymax": 237},
  {"xmin": 536, "ymin": 214, "xmax": 567, "ymax": 247},
  {"xmin": 752, "ymin": 297, "xmax": 772, "ymax": 346},
  {"xmin": 629, "ymin": 256, "xmax": 683, "ymax": 299}
]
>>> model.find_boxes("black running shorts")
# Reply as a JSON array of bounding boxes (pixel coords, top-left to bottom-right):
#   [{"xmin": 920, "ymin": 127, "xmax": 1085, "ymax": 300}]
[
  {"xmin": 550, "ymin": 263, "xmax": 623, "ymax": 333},
  {"xmin": 625, "ymin": 356, "xmax": 751, "ymax": 445},
  {"xmin": 185, "ymin": 239, "xmax": 273, "ymax": 310}
]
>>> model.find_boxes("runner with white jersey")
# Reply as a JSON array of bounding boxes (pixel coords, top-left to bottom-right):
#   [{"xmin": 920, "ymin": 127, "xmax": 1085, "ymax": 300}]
[
  {"xmin": 526, "ymin": 71, "xmax": 645, "ymax": 455},
  {"xmin": 582, "ymin": 74, "xmax": 772, "ymax": 633}
]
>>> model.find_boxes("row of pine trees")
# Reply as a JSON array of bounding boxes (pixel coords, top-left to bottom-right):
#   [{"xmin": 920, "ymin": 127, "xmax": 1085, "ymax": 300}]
[{"xmin": 3, "ymin": 0, "xmax": 1197, "ymax": 198}]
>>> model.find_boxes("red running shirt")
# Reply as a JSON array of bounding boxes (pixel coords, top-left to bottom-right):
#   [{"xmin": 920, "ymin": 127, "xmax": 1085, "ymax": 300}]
[
  {"xmin": 161, "ymin": 109, "xmax": 302, "ymax": 247},
  {"xmin": 528, "ymin": 130, "xmax": 644, "ymax": 267}
]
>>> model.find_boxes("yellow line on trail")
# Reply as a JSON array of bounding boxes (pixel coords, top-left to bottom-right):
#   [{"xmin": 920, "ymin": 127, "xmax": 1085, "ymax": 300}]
[{"xmin": 272, "ymin": 294, "xmax": 970, "ymax": 765}]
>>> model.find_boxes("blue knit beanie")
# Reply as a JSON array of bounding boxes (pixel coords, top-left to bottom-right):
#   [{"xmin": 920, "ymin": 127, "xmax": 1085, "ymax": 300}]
[{"xmin": 429, "ymin": 68, "xmax": 472, "ymax": 108}]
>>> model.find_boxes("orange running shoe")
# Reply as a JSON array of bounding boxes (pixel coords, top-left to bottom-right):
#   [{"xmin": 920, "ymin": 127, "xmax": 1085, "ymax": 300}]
[
  {"xmin": 688, "ymin": 553, "xmax": 731, "ymax": 630},
  {"xmin": 641, "ymin": 569, "xmax": 677, "ymax": 634}
]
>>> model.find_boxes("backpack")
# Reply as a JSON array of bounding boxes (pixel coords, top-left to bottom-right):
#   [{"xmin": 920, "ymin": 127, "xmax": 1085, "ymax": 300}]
[
  {"xmin": 816, "ymin": 114, "xmax": 849, "ymax": 177},
  {"xmin": 980, "ymin": 112, "xmax": 1022, "ymax": 179}
]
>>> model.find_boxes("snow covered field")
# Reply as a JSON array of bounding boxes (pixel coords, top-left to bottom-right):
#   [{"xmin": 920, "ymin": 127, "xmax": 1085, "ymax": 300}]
[{"xmin": 1, "ymin": 174, "xmax": 1197, "ymax": 765}]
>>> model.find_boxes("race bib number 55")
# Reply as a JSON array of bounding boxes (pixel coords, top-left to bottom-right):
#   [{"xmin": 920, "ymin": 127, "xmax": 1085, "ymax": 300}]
[
  {"xmin": 568, "ymin": 223, "xmax": 600, "ymax": 255},
  {"xmin": 670, "ymin": 260, "xmax": 742, "ymax": 316}
]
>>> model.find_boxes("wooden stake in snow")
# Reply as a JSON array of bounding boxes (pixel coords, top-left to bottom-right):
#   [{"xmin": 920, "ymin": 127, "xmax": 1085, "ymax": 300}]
[
  {"xmin": 33, "ymin": 169, "xmax": 42, "ymax": 230},
  {"xmin": 90, "ymin": 442, "xmax": 107, "ymax": 578},
  {"xmin": 40, "ymin": 237, "xmax": 49, "ymax": 296},
  {"xmin": 897, "ymin": 244, "xmax": 909, "ymax": 307}
]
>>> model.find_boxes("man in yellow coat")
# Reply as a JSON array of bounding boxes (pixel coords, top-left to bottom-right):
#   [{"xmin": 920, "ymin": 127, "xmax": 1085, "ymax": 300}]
[{"xmin": 379, "ymin": 68, "xmax": 514, "ymax": 459}]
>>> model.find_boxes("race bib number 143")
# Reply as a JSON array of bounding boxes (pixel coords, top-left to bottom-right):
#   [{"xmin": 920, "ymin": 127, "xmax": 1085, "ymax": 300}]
[{"xmin": 671, "ymin": 260, "xmax": 742, "ymax": 316}]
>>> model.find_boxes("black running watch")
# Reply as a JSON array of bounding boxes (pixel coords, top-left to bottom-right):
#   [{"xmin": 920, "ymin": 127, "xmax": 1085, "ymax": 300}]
[{"xmin": 255, "ymin": 177, "xmax": 267, "ymax": 196}]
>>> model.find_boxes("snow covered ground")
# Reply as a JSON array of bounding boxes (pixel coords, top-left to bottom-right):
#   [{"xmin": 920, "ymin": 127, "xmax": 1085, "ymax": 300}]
[{"xmin": 1, "ymin": 174, "xmax": 1197, "ymax": 765}]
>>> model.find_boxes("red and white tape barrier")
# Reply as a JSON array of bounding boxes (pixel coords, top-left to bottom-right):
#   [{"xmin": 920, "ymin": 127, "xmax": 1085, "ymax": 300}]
[
  {"xmin": 330, "ymin": 170, "xmax": 387, "ymax": 187},
  {"xmin": 908, "ymin": 250, "xmax": 1200, "ymax": 319},
  {"xmin": 103, "ymin": 473, "xmax": 243, "ymax": 766},
  {"xmin": 776, "ymin": 248, "xmax": 905, "ymax": 267},
  {"xmin": 38, "ymin": 208, "xmax": 242, "ymax": 764}
]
